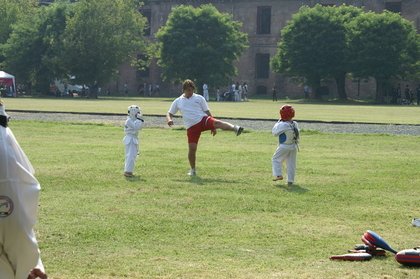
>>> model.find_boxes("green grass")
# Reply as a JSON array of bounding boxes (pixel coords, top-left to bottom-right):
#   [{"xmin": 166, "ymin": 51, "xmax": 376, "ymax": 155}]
[
  {"xmin": 10, "ymin": 120, "xmax": 420, "ymax": 279},
  {"xmin": 4, "ymin": 96, "xmax": 420, "ymax": 124}
]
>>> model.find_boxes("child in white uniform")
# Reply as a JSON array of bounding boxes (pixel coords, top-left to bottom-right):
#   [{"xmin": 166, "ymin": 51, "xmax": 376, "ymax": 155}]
[
  {"xmin": 123, "ymin": 105, "xmax": 144, "ymax": 177},
  {"xmin": 272, "ymin": 105, "xmax": 299, "ymax": 185},
  {"xmin": 0, "ymin": 101, "xmax": 47, "ymax": 279}
]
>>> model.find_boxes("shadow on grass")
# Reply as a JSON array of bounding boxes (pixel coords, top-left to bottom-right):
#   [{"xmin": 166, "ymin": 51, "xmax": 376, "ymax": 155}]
[
  {"xmin": 124, "ymin": 175, "xmax": 146, "ymax": 182},
  {"xmin": 398, "ymin": 265, "xmax": 420, "ymax": 270},
  {"xmin": 173, "ymin": 175, "xmax": 240, "ymax": 186},
  {"xmin": 274, "ymin": 183, "xmax": 308, "ymax": 193},
  {"xmin": 293, "ymin": 98, "xmax": 373, "ymax": 106}
]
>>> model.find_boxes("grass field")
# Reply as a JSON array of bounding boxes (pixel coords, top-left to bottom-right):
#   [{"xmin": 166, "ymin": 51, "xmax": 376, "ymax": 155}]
[
  {"xmin": 4, "ymin": 96, "xmax": 420, "ymax": 124},
  {"xmin": 9, "ymin": 118, "xmax": 420, "ymax": 279}
]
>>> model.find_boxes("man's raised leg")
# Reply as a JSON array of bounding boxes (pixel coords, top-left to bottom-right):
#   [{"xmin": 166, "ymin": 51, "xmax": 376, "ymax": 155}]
[{"xmin": 213, "ymin": 120, "xmax": 243, "ymax": 136}]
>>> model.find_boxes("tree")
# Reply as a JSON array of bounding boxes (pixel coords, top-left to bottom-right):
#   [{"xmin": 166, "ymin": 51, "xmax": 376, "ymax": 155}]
[
  {"xmin": 0, "ymin": 0, "xmax": 38, "ymax": 44},
  {"xmin": 348, "ymin": 11, "xmax": 420, "ymax": 103},
  {"xmin": 271, "ymin": 5, "xmax": 362, "ymax": 100},
  {"xmin": 2, "ymin": 1, "xmax": 69, "ymax": 93},
  {"xmin": 0, "ymin": 0, "xmax": 38, "ymax": 65},
  {"xmin": 62, "ymin": 0, "xmax": 147, "ymax": 91},
  {"xmin": 155, "ymin": 4, "xmax": 248, "ymax": 91},
  {"xmin": 331, "ymin": 5, "xmax": 363, "ymax": 100}
]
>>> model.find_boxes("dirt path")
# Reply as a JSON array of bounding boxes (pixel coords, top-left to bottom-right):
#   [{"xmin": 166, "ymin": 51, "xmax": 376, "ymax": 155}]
[{"xmin": 8, "ymin": 111, "xmax": 420, "ymax": 136}]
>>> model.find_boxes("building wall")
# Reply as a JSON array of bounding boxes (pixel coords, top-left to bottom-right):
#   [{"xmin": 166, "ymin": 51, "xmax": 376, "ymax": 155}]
[{"xmin": 114, "ymin": 0, "xmax": 419, "ymax": 99}]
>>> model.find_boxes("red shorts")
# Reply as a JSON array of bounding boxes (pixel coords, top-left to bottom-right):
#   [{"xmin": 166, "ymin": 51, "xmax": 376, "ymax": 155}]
[{"xmin": 187, "ymin": 116, "xmax": 216, "ymax": 144}]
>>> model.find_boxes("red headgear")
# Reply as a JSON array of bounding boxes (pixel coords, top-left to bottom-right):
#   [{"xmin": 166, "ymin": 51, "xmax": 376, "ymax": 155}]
[{"xmin": 280, "ymin": 105, "xmax": 295, "ymax": 120}]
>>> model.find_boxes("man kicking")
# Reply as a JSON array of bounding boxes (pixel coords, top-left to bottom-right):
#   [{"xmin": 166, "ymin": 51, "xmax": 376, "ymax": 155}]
[{"xmin": 166, "ymin": 79, "xmax": 244, "ymax": 176}]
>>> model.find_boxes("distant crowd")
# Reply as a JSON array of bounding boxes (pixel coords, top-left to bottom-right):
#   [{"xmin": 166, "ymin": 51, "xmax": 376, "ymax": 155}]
[
  {"xmin": 213, "ymin": 82, "xmax": 249, "ymax": 102},
  {"xmin": 389, "ymin": 84, "xmax": 420, "ymax": 105},
  {"xmin": 138, "ymin": 83, "xmax": 160, "ymax": 97}
]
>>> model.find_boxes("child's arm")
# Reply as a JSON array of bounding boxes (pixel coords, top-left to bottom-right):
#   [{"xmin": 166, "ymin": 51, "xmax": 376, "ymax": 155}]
[
  {"xmin": 133, "ymin": 119, "xmax": 144, "ymax": 130},
  {"xmin": 126, "ymin": 118, "xmax": 144, "ymax": 131},
  {"xmin": 272, "ymin": 121, "xmax": 288, "ymax": 136}
]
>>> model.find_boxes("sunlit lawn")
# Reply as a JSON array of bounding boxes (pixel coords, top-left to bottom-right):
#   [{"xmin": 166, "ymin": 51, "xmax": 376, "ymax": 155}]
[
  {"xmin": 10, "ymin": 119, "xmax": 420, "ymax": 279},
  {"xmin": 4, "ymin": 96, "xmax": 420, "ymax": 124}
]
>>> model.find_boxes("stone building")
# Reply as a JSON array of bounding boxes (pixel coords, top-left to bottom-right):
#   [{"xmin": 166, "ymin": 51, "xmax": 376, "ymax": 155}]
[{"xmin": 114, "ymin": 0, "xmax": 419, "ymax": 99}]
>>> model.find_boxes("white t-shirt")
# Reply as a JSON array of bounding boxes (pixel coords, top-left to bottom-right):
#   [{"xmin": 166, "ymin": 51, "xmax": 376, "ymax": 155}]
[{"xmin": 168, "ymin": 93, "xmax": 209, "ymax": 128}]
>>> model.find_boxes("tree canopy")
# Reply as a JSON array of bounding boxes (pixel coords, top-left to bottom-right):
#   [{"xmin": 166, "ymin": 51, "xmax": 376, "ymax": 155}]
[
  {"xmin": 272, "ymin": 4, "xmax": 419, "ymax": 102},
  {"xmin": 0, "ymin": 0, "xmax": 38, "ymax": 65},
  {"xmin": 62, "ymin": 0, "xmax": 147, "ymax": 86},
  {"xmin": 1, "ymin": 2, "xmax": 69, "ymax": 92},
  {"xmin": 1, "ymin": 0, "xmax": 147, "ymax": 94},
  {"xmin": 0, "ymin": 0, "xmax": 37, "ymax": 45},
  {"xmin": 155, "ymin": 4, "xmax": 248, "ymax": 91},
  {"xmin": 271, "ymin": 4, "xmax": 362, "ymax": 100},
  {"xmin": 348, "ymin": 11, "xmax": 420, "ymax": 102}
]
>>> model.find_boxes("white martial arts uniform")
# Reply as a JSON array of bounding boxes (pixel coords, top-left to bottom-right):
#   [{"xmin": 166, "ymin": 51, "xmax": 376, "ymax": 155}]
[
  {"xmin": 123, "ymin": 117, "xmax": 144, "ymax": 173},
  {"xmin": 0, "ymin": 110, "xmax": 45, "ymax": 279},
  {"xmin": 271, "ymin": 120, "xmax": 299, "ymax": 183}
]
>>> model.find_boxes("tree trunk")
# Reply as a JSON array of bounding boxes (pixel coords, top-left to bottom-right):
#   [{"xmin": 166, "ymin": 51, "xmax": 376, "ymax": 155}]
[
  {"xmin": 312, "ymin": 79, "xmax": 322, "ymax": 99},
  {"xmin": 375, "ymin": 78, "xmax": 385, "ymax": 103},
  {"xmin": 26, "ymin": 82, "xmax": 33, "ymax": 95},
  {"xmin": 335, "ymin": 74, "xmax": 347, "ymax": 100}
]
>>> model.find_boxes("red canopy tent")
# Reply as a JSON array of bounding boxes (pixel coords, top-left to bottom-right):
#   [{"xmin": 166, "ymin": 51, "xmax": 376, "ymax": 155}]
[{"xmin": 0, "ymin": 71, "xmax": 16, "ymax": 97}]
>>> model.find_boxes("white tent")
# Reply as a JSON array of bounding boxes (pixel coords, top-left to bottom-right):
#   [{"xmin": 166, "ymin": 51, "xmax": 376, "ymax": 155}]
[{"xmin": 0, "ymin": 71, "xmax": 16, "ymax": 97}]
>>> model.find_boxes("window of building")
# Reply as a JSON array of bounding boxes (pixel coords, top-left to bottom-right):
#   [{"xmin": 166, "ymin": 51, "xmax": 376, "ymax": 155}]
[
  {"xmin": 256, "ymin": 85, "xmax": 267, "ymax": 95},
  {"xmin": 385, "ymin": 2, "xmax": 402, "ymax": 13},
  {"xmin": 257, "ymin": 6, "xmax": 271, "ymax": 35},
  {"xmin": 417, "ymin": 17, "xmax": 420, "ymax": 33},
  {"xmin": 140, "ymin": 9, "xmax": 151, "ymax": 36},
  {"xmin": 39, "ymin": 0, "xmax": 54, "ymax": 5},
  {"xmin": 255, "ymin": 53, "xmax": 270, "ymax": 79},
  {"xmin": 136, "ymin": 54, "xmax": 149, "ymax": 78}
]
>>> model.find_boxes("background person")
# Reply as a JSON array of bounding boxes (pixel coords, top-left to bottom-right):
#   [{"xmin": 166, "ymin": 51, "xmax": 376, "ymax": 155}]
[
  {"xmin": 0, "ymin": 100, "xmax": 48, "ymax": 279},
  {"xmin": 202, "ymin": 83, "xmax": 209, "ymax": 102},
  {"xmin": 416, "ymin": 85, "xmax": 420, "ymax": 105},
  {"xmin": 234, "ymin": 82, "xmax": 240, "ymax": 101},
  {"xmin": 123, "ymin": 82, "xmax": 128, "ymax": 96},
  {"xmin": 272, "ymin": 85, "xmax": 278, "ymax": 102},
  {"xmin": 242, "ymin": 82, "xmax": 248, "ymax": 101},
  {"xmin": 166, "ymin": 79, "xmax": 244, "ymax": 176}
]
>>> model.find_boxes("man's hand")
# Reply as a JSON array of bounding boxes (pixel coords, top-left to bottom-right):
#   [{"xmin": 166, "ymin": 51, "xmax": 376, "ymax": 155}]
[
  {"xmin": 167, "ymin": 120, "xmax": 174, "ymax": 127},
  {"xmin": 27, "ymin": 268, "xmax": 47, "ymax": 279},
  {"xmin": 211, "ymin": 129, "xmax": 217, "ymax": 136}
]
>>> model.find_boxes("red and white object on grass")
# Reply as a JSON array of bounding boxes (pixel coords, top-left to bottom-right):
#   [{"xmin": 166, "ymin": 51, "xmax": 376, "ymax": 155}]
[
  {"xmin": 330, "ymin": 253, "xmax": 373, "ymax": 261},
  {"xmin": 395, "ymin": 248, "xmax": 420, "ymax": 266},
  {"xmin": 363, "ymin": 230, "xmax": 398, "ymax": 254}
]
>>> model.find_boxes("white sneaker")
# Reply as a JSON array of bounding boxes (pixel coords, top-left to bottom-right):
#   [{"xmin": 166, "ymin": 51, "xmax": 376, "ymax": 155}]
[{"xmin": 188, "ymin": 169, "xmax": 196, "ymax": 176}]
